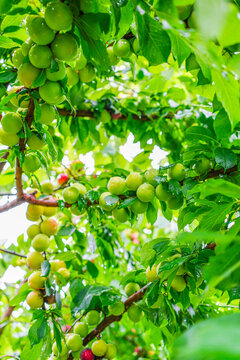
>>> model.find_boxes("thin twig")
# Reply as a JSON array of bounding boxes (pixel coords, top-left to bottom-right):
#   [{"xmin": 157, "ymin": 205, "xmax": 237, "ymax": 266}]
[
  {"xmin": 0, "ymin": 248, "xmax": 27, "ymax": 258},
  {"xmin": 66, "ymin": 312, "xmax": 87, "ymax": 334}
]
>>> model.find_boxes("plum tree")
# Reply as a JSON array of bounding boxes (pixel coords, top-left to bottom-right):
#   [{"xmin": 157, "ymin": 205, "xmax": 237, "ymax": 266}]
[
  {"xmin": 32, "ymin": 234, "xmax": 50, "ymax": 252},
  {"xmin": 73, "ymin": 322, "xmax": 88, "ymax": 338},
  {"xmin": 125, "ymin": 282, "xmax": 140, "ymax": 296},
  {"xmin": 44, "ymin": 1, "xmax": 73, "ymax": 31},
  {"xmin": 26, "ymin": 291, "xmax": 44, "ymax": 309},
  {"xmin": 168, "ymin": 163, "xmax": 186, "ymax": 182},
  {"xmin": 66, "ymin": 333, "xmax": 83, "ymax": 352},
  {"xmin": 27, "ymin": 133, "xmax": 45, "ymax": 150},
  {"xmin": 39, "ymin": 81, "xmax": 64, "ymax": 105},
  {"xmin": 136, "ymin": 183, "xmax": 155, "ymax": 202},
  {"xmin": 27, "ymin": 224, "xmax": 40, "ymax": 240},
  {"xmin": 107, "ymin": 176, "xmax": 125, "ymax": 195},
  {"xmin": 155, "ymin": 183, "xmax": 170, "ymax": 201},
  {"xmin": 171, "ymin": 276, "xmax": 186, "ymax": 292},
  {"xmin": 23, "ymin": 154, "xmax": 41, "ymax": 173},
  {"xmin": 130, "ymin": 199, "xmax": 148, "ymax": 214},
  {"xmin": 27, "ymin": 251, "xmax": 45, "ymax": 269},
  {"xmin": 127, "ymin": 305, "xmax": 143, "ymax": 322},
  {"xmin": 28, "ymin": 271, "xmax": 46, "ymax": 289},
  {"xmin": 1, "ymin": 113, "xmax": 22, "ymax": 134},
  {"xmin": 79, "ymin": 64, "xmax": 96, "ymax": 83},
  {"xmin": 17, "ymin": 62, "xmax": 40, "ymax": 88},
  {"xmin": 113, "ymin": 39, "xmax": 131, "ymax": 57},
  {"xmin": 108, "ymin": 301, "xmax": 125, "ymax": 316},
  {"xmin": 12, "ymin": 48, "xmax": 24, "ymax": 68},
  {"xmin": 91, "ymin": 339, "xmax": 107, "ymax": 357},
  {"xmin": 40, "ymin": 219, "xmax": 58, "ymax": 236},
  {"xmin": 27, "ymin": 16, "xmax": 55, "ymax": 45},
  {"xmin": 86, "ymin": 310, "xmax": 100, "ymax": 325},
  {"xmin": 105, "ymin": 344, "xmax": 117, "ymax": 359},
  {"xmin": 29, "ymin": 45, "xmax": 52, "ymax": 69},
  {"xmin": 62, "ymin": 186, "xmax": 79, "ymax": 204},
  {"xmin": 126, "ymin": 172, "xmax": 143, "ymax": 191},
  {"xmin": 51, "ymin": 34, "xmax": 78, "ymax": 62}
]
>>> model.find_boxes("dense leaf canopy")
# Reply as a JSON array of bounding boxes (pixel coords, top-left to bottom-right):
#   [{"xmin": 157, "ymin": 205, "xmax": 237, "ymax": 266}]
[{"xmin": 1, "ymin": 0, "xmax": 240, "ymax": 359}]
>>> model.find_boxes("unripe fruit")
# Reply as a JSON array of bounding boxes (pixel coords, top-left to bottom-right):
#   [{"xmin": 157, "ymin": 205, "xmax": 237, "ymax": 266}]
[
  {"xmin": 127, "ymin": 305, "xmax": 143, "ymax": 322},
  {"xmin": 146, "ymin": 264, "xmax": 159, "ymax": 282},
  {"xmin": 167, "ymin": 196, "xmax": 183, "ymax": 210},
  {"xmin": 53, "ymin": 340, "xmax": 68, "ymax": 356},
  {"xmin": 124, "ymin": 282, "xmax": 140, "ymax": 296},
  {"xmin": 44, "ymin": 1, "xmax": 73, "ymax": 31},
  {"xmin": 28, "ymin": 16, "xmax": 55, "ymax": 45},
  {"xmin": 136, "ymin": 183, "xmax": 155, "ymax": 202},
  {"xmin": 27, "ymin": 224, "xmax": 40, "ymax": 240},
  {"xmin": 22, "ymin": 38, "xmax": 33, "ymax": 56},
  {"xmin": 72, "ymin": 351, "xmax": 81, "ymax": 359},
  {"xmin": 38, "ymin": 103, "xmax": 56, "ymax": 125},
  {"xmin": 132, "ymin": 38, "xmax": 140, "ymax": 54},
  {"xmin": 75, "ymin": 50, "xmax": 87, "ymax": 70},
  {"xmin": 12, "ymin": 48, "xmax": 24, "ymax": 68},
  {"xmin": 41, "ymin": 181, "xmax": 54, "ymax": 195},
  {"xmin": 86, "ymin": 310, "xmax": 100, "ymax": 325},
  {"xmin": 99, "ymin": 192, "xmax": 117, "ymax": 211},
  {"xmin": 144, "ymin": 168, "xmax": 158, "ymax": 186},
  {"xmin": 28, "ymin": 270, "xmax": 46, "ymax": 289},
  {"xmin": 57, "ymin": 173, "xmax": 69, "ymax": 186},
  {"xmin": 108, "ymin": 301, "xmax": 125, "ymax": 316},
  {"xmin": 177, "ymin": 5, "xmax": 192, "ymax": 20},
  {"xmin": 112, "ymin": 208, "xmax": 128, "ymax": 223},
  {"xmin": 8, "ymin": 86, "xmax": 29, "ymax": 108},
  {"xmin": 176, "ymin": 265, "xmax": 186, "ymax": 276},
  {"xmin": 130, "ymin": 198, "xmax": 148, "ymax": 214},
  {"xmin": 50, "ymin": 259, "xmax": 62, "ymax": 271},
  {"xmin": 43, "ymin": 205, "xmax": 57, "ymax": 217},
  {"xmin": 0, "ymin": 126, "xmax": 19, "ymax": 146},
  {"xmin": 126, "ymin": 172, "xmax": 143, "ymax": 191},
  {"xmin": 40, "ymin": 218, "xmax": 58, "ymax": 236},
  {"xmin": 23, "ymin": 154, "xmax": 41, "ymax": 173},
  {"xmin": 27, "ymin": 251, "xmax": 44, "ymax": 269},
  {"xmin": 32, "ymin": 234, "xmax": 50, "ymax": 252},
  {"xmin": 26, "ymin": 203, "xmax": 44, "ymax": 221},
  {"xmin": 46, "ymin": 60, "xmax": 66, "ymax": 82},
  {"xmin": 171, "ymin": 276, "xmax": 186, "ymax": 292},
  {"xmin": 66, "ymin": 67, "xmax": 79, "ymax": 86},
  {"xmin": 73, "ymin": 322, "xmax": 88, "ymax": 337},
  {"xmin": 39, "ymin": 81, "xmax": 64, "ymax": 105},
  {"xmin": 18, "ymin": 62, "xmax": 40, "ymax": 88},
  {"xmin": 107, "ymin": 46, "xmax": 119, "ymax": 66},
  {"xmin": 57, "ymin": 267, "xmax": 70, "ymax": 279},
  {"xmin": 51, "ymin": 34, "xmax": 78, "ymax": 62},
  {"xmin": 79, "ymin": 64, "xmax": 96, "ymax": 83},
  {"xmin": 81, "ymin": 349, "xmax": 94, "ymax": 360},
  {"xmin": 113, "ymin": 39, "xmax": 131, "ymax": 57},
  {"xmin": 195, "ymin": 157, "xmax": 211, "ymax": 175},
  {"xmin": 155, "ymin": 183, "xmax": 170, "ymax": 201},
  {"xmin": 91, "ymin": 339, "xmax": 107, "ymax": 357},
  {"xmin": 62, "ymin": 186, "xmax": 79, "ymax": 204},
  {"xmin": 105, "ymin": 344, "xmax": 117, "ymax": 359},
  {"xmin": 27, "ymin": 133, "xmax": 45, "ymax": 150},
  {"xmin": 168, "ymin": 163, "xmax": 186, "ymax": 182},
  {"xmin": 66, "ymin": 333, "xmax": 83, "ymax": 352},
  {"xmin": 29, "ymin": 44, "xmax": 52, "ymax": 69},
  {"xmin": 26, "ymin": 290, "xmax": 44, "ymax": 309},
  {"xmin": 72, "ymin": 183, "xmax": 87, "ymax": 196},
  {"xmin": 107, "ymin": 176, "xmax": 125, "ymax": 195},
  {"xmin": 100, "ymin": 109, "xmax": 111, "ymax": 124}
]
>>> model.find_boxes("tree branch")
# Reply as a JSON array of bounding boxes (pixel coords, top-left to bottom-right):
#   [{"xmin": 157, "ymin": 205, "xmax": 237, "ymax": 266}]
[
  {"xmin": 0, "ymin": 151, "xmax": 9, "ymax": 174},
  {"xmin": 0, "ymin": 248, "xmax": 27, "ymax": 258}
]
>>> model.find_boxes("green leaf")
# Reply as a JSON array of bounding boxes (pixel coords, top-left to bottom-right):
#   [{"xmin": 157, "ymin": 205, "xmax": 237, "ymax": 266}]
[
  {"xmin": 28, "ymin": 318, "xmax": 47, "ymax": 346},
  {"xmin": 44, "ymin": 131, "xmax": 58, "ymax": 163},
  {"xmin": 198, "ymin": 202, "xmax": 234, "ymax": 231},
  {"xmin": 86, "ymin": 260, "xmax": 99, "ymax": 278},
  {"xmin": 0, "ymin": 69, "xmax": 17, "ymax": 83},
  {"xmin": 215, "ymin": 148, "xmax": 237, "ymax": 170},
  {"xmin": 136, "ymin": 8, "xmax": 171, "ymax": 65},
  {"xmin": 21, "ymin": 340, "xmax": 45, "ymax": 360},
  {"xmin": 54, "ymin": 251, "xmax": 75, "ymax": 261},
  {"xmin": 41, "ymin": 260, "xmax": 50, "ymax": 277},
  {"xmin": 147, "ymin": 202, "xmax": 158, "ymax": 224},
  {"xmin": 214, "ymin": 109, "xmax": 231, "ymax": 140},
  {"xmin": 189, "ymin": 179, "xmax": 240, "ymax": 199},
  {"xmin": 0, "ymin": 36, "xmax": 20, "ymax": 48},
  {"xmin": 118, "ymin": 197, "xmax": 136, "ymax": 209},
  {"xmin": 218, "ymin": 3, "xmax": 240, "ymax": 47},
  {"xmin": 86, "ymin": 190, "xmax": 99, "ymax": 204},
  {"xmin": 185, "ymin": 126, "xmax": 217, "ymax": 144},
  {"xmin": 57, "ymin": 225, "xmax": 76, "ymax": 236},
  {"xmin": 31, "ymin": 70, "xmax": 47, "ymax": 88},
  {"xmin": 9, "ymin": 289, "xmax": 31, "ymax": 306}
]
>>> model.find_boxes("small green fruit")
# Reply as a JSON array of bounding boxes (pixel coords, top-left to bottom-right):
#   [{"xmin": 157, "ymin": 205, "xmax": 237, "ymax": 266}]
[
  {"xmin": 92, "ymin": 339, "xmax": 107, "ymax": 357},
  {"xmin": 105, "ymin": 344, "xmax": 117, "ymax": 359},
  {"xmin": 79, "ymin": 64, "xmax": 96, "ymax": 83},
  {"xmin": 62, "ymin": 186, "xmax": 80, "ymax": 204},
  {"xmin": 107, "ymin": 46, "xmax": 119, "ymax": 66},
  {"xmin": 72, "ymin": 183, "xmax": 87, "ymax": 196},
  {"xmin": 12, "ymin": 48, "xmax": 24, "ymax": 68},
  {"xmin": 38, "ymin": 103, "xmax": 56, "ymax": 125},
  {"xmin": 1, "ymin": 112, "xmax": 22, "ymax": 134},
  {"xmin": 28, "ymin": 16, "xmax": 55, "ymax": 45},
  {"xmin": 28, "ymin": 270, "xmax": 46, "ymax": 289},
  {"xmin": 167, "ymin": 196, "xmax": 183, "ymax": 210},
  {"xmin": 57, "ymin": 267, "xmax": 70, "ymax": 280},
  {"xmin": 127, "ymin": 305, "xmax": 143, "ymax": 322},
  {"xmin": 46, "ymin": 60, "xmax": 66, "ymax": 82},
  {"xmin": 126, "ymin": 172, "xmax": 143, "ymax": 191},
  {"xmin": 40, "ymin": 218, "xmax": 58, "ymax": 236},
  {"xmin": 146, "ymin": 264, "xmax": 159, "ymax": 282},
  {"xmin": 41, "ymin": 181, "xmax": 54, "ymax": 194},
  {"xmin": 86, "ymin": 310, "xmax": 100, "ymax": 326},
  {"xmin": 66, "ymin": 67, "xmax": 79, "ymax": 86},
  {"xmin": 26, "ymin": 290, "xmax": 44, "ymax": 309},
  {"xmin": 73, "ymin": 322, "xmax": 88, "ymax": 337},
  {"xmin": 124, "ymin": 282, "xmax": 140, "ymax": 297},
  {"xmin": 23, "ymin": 154, "xmax": 41, "ymax": 173},
  {"xmin": 27, "ymin": 133, "xmax": 45, "ymax": 150},
  {"xmin": 136, "ymin": 183, "xmax": 155, "ymax": 202},
  {"xmin": 32, "ymin": 234, "xmax": 50, "ymax": 252},
  {"xmin": 144, "ymin": 168, "xmax": 158, "ymax": 186},
  {"xmin": 107, "ymin": 176, "xmax": 125, "ymax": 195},
  {"xmin": 112, "ymin": 208, "xmax": 128, "ymax": 223},
  {"xmin": 168, "ymin": 163, "xmax": 186, "ymax": 182},
  {"xmin": 27, "ymin": 251, "xmax": 45, "ymax": 269},
  {"xmin": 0, "ymin": 126, "xmax": 19, "ymax": 146},
  {"xmin": 29, "ymin": 44, "xmax": 52, "ymax": 69},
  {"xmin": 155, "ymin": 183, "xmax": 170, "ymax": 201},
  {"xmin": 108, "ymin": 301, "xmax": 125, "ymax": 316},
  {"xmin": 27, "ymin": 224, "xmax": 40, "ymax": 240},
  {"xmin": 195, "ymin": 157, "xmax": 211, "ymax": 175},
  {"xmin": 44, "ymin": 1, "xmax": 73, "ymax": 31},
  {"xmin": 130, "ymin": 199, "xmax": 148, "ymax": 214},
  {"xmin": 51, "ymin": 34, "xmax": 78, "ymax": 62},
  {"xmin": 171, "ymin": 276, "xmax": 186, "ymax": 292},
  {"xmin": 113, "ymin": 39, "xmax": 131, "ymax": 58},
  {"xmin": 22, "ymin": 38, "xmax": 33, "ymax": 56},
  {"xmin": 99, "ymin": 192, "xmax": 118, "ymax": 211},
  {"xmin": 52, "ymin": 340, "xmax": 68, "ymax": 356},
  {"xmin": 66, "ymin": 333, "xmax": 83, "ymax": 352},
  {"xmin": 18, "ymin": 62, "xmax": 40, "ymax": 88},
  {"xmin": 39, "ymin": 81, "xmax": 64, "ymax": 105}
]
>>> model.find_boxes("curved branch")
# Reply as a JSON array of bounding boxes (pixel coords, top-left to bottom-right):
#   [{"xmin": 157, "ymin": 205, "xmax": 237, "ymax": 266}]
[
  {"xmin": 82, "ymin": 284, "xmax": 149, "ymax": 346},
  {"xmin": 0, "ymin": 151, "xmax": 9, "ymax": 174},
  {"xmin": 0, "ymin": 248, "xmax": 27, "ymax": 258}
]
